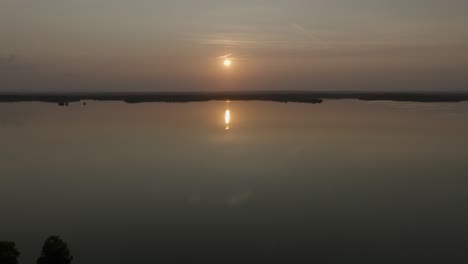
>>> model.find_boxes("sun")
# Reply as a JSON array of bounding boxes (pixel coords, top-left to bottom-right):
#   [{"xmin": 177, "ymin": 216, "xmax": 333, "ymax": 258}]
[{"xmin": 224, "ymin": 59, "xmax": 232, "ymax": 67}]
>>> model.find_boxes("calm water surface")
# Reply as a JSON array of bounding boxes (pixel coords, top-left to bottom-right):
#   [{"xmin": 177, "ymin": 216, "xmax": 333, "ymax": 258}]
[{"xmin": 1, "ymin": 100, "xmax": 468, "ymax": 263}]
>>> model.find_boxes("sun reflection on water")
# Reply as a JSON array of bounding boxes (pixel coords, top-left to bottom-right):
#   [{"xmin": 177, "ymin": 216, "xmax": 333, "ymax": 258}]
[{"xmin": 225, "ymin": 101, "xmax": 231, "ymax": 130}]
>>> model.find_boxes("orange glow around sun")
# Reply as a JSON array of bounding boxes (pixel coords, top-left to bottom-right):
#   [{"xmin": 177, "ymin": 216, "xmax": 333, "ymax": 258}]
[{"xmin": 224, "ymin": 59, "xmax": 232, "ymax": 67}]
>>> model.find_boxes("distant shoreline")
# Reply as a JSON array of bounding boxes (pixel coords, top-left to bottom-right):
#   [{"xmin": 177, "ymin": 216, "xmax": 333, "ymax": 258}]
[{"xmin": 1, "ymin": 91, "xmax": 468, "ymax": 104}]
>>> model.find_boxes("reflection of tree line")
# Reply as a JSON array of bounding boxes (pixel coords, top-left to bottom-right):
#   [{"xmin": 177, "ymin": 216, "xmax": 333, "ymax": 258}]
[{"xmin": 1, "ymin": 236, "xmax": 72, "ymax": 264}]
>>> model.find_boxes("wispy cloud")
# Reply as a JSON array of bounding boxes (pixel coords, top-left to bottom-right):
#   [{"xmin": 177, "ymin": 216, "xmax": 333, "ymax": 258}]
[
  {"xmin": 216, "ymin": 53, "xmax": 249, "ymax": 61},
  {"xmin": 197, "ymin": 38, "xmax": 260, "ymax": 48},
  {"xmin": 291, "ymin": 23, "xmax": 321, "ymax": 40},
  {"xmin": 290, "ymin": 23, "xmax": 329, "ymax": 48},
  {"xmin": 188, "ymin": 23, "xmax": 463, "ymax": 61},
  {"xmin": 192, "ymin": 24, "xmax": 331, "ymax": 53},
  {"xmin": 216, "ymin": 53, "xmax": 232, "ymax": 59}
]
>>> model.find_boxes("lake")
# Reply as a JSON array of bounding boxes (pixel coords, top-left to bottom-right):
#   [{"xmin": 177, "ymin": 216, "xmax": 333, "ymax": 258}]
[{"xmin": 2, "ymin": 100, "xmax": 468, "ymax": 263}]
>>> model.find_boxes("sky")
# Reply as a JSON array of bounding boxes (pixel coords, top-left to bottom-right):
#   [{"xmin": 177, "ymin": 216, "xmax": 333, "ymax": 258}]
[{"xmin": 1, "ymin": 0, "xmax": 468, "ymax": 92}]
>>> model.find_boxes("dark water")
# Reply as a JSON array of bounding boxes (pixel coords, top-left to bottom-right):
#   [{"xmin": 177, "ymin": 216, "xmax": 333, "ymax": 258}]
[{"xmin": 2, "ymin": 100, "xmax": 468, "ymax": 263}]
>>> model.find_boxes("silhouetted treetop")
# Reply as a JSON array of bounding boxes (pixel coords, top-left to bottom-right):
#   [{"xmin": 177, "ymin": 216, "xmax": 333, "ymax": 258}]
[
  {"xmin": 0, "ymin": 241, "xmax": 20, "ymax": 264},
  {"xmin": 37, "ymin": 236, "xmax": 73, "ymax": 264}
]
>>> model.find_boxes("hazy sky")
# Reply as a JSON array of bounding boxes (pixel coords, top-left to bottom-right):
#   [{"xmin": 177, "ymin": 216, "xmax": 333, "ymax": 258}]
[{"xmin": 1, "ymin": 0, "xmax": 468, "ymax": 92}]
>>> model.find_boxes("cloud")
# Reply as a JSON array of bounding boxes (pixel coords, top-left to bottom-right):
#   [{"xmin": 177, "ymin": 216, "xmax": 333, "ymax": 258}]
[
  {"xmin": 290, "ymin": 23, "xmax": 329, "ymax": 48},
  {"xmin": 193, "ymin": 36, "xmax": 262, "ymax": 49},
  {"xmin": 291, "ymin": 23, "xmax": 318, "ymax": 39},
  {"xmin": 215, "ymin": 53, "xmax": 249, "ymax": 62},
  {"xmin": 216, "ymin": 53, "xmax": 232, "ymax": 59}
]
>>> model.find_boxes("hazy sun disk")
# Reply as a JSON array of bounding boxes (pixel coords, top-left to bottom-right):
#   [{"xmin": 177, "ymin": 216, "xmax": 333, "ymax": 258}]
[{"xmin": 224, "ymin": 59, "xmax": 232, "ymax": 67}]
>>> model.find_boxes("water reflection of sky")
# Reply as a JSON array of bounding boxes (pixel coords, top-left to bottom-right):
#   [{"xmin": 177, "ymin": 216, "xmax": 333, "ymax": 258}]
[{"xmin": 1, "ymin": 101, "xmax": 468, "ymax": 263}]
